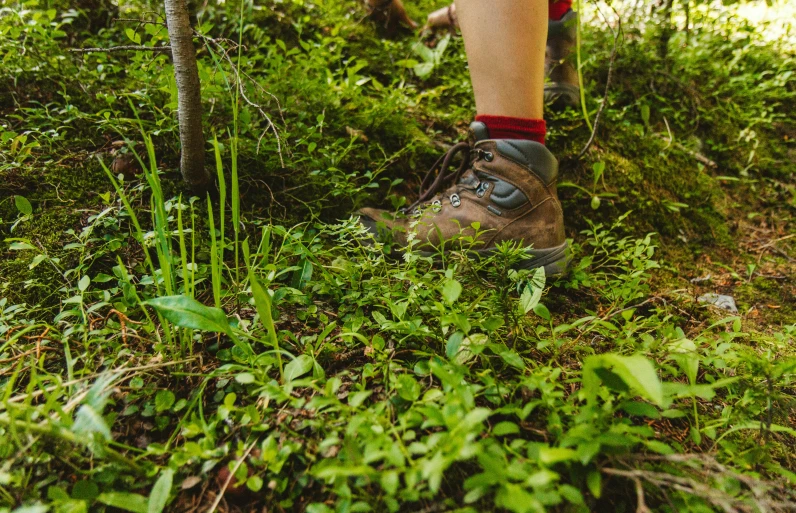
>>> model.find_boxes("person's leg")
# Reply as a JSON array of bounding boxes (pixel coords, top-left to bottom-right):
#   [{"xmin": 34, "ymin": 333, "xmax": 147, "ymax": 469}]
[
  {"xmin": 456, "ymin": 0, "xmax": 547, "ymax": 120},
  {"xmin": 425, "ymin": 0, "xmax": 579, "ymax": 109},
  {"xmin": 359, "ymin": 0, "xmax": 569, "ymax": 274}
]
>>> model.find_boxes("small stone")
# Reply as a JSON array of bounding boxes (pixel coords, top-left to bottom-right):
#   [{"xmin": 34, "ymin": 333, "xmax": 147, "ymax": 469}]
[{"xmin": 697, "ymin": 293, "xmax": 738, "ymax": 313}]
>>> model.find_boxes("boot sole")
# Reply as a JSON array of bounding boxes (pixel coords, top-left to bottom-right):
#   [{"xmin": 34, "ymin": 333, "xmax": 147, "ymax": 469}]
[
  {"xmin": 474, "ymin": 241, "xmax": 570, "ymax": 276},
  {"xmin": 416, "ymin": 241, "xmax": 571, "ymax": 276}
]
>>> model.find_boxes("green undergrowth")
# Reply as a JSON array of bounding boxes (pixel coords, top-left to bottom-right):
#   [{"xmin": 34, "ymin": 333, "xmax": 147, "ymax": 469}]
[{"xmin": 1, "ymin": 1, "xmax": 794, "ymax": 512}]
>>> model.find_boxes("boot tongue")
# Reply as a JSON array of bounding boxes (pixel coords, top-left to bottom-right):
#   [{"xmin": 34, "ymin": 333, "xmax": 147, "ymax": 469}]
[{"xmin": 468, "ymin": 121, "xmax": 490, "ymax": 144}]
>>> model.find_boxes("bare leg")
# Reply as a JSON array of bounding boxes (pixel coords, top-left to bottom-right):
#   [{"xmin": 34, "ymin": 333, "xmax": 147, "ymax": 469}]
[{"xmin": 455, "ymin": 0, "xmax": 547, "ymax": 119}]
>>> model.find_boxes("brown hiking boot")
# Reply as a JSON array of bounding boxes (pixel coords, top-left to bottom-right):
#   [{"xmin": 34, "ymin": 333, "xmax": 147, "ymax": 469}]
[
  {"xmin": 545, "ymin": 10, "xmax": 580, "ymax": 109},
  {"xmin": 357, "ymin": 122, "xmax": 569, "ymax": 274},
  {"xmin": 367, "ymin": 0, "xmax": 418, "ymax": 33}
]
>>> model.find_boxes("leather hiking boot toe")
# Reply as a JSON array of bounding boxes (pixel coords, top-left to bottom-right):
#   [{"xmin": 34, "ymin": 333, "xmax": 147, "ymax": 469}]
[
  {"xmin": 357, "ymin": 121, "xmax": 570, "ymax": 275},
  {"xmin": 545, "ymin": 10, "xmax": 580, "ymax": 109}
]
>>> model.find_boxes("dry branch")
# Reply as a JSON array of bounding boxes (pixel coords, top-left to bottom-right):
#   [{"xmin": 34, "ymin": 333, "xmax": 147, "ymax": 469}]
[{"xmin": 69, "ymin": 45, "xmax": 172, "ymax": 53}]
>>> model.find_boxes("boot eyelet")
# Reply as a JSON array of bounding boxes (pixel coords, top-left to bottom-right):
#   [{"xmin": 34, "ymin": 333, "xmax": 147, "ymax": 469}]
[
  {"xmin": 476, "ymin": 182, "xmax": 490, "ymax": 198},
  {"xmin": 450, "ymin": 193, "xmax": 461, "ymax": 207},
  {"xmin": 484, "ymin": 151, "xmax": 494, "ymax": 162},
  {"xmin": 431, "ymin": 199, "xmax": 442, "ymax": 212}
]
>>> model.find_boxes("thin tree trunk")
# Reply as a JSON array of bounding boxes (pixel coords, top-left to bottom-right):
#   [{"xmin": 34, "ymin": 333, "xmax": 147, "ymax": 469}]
[
  {"xmin": 657, "ymin": 0, "xmax": 674, "ymax": 59},
  {"xmin": 164, "ymin": 0, "xmax": 210, "ymax": 190}
]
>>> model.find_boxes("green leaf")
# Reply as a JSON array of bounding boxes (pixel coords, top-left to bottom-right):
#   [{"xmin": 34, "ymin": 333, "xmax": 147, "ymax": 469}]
[
  {"xmin": 246, "ymin": 475, "xmax": 263, "ymax": 492},
  {"xmin": 519, "ymin": 268, "xmax": 545, "ymax": 315},
  {"xmin": 539, "ymin": 446, "xmax": 577, "ymax": 465},
  {"xmin": 587, "ymin": 470, "xmax": 602, "ymax": 498},
  {"xmin": 154, "ymin": 390, "xmax": 175, "ymax": 412},
  {"xmin": 291, "ymin": 258, "xmax": 313, "ymax": 290},
  {"xmin": 11, "ymin": 505, "xmax": 48, "ymax": 513},
  {"xmin": 78, "ymin": 275, "xmax": 90, "ymax": 292},
  {"xmin": 235, "ymin": 372, "xmax": 256, "ymax": 384},
  {"xmin": 499, "ymin": 350, "xmax": 525, "ymax": 370},
  {"xmin": 493, "ymin": 421, "xmax": 519, "ymax": 436},
  {"xmin": 533, "ymin": 303, "xmax": 551, "ymax": 321},
  {"xmin": 71, "ymin": 405, "xmax": 111, "ymax": 441},
  {"xmin": 640, "ymin": 104, "xmax": 650, "ymax": 126},
  {"xmin": 124, "ymin": 28, "xmax": 141, "ymax": 45},
  {"xmin": 445, "ymin": 331, "xmax": 465, "ymax": 359},
  {"xmin": 8, "ymin": 241, "xmax": 36, "ymax": 251},
  {"xmin": 15, "ymin": 195, "xmax": 33, "ymax": 215},
  {"xmin": 395, "ymin": 374, "xmax": 421, "ymax": 402},
  {"xmin": 583, "ymin": 354, "xmax": 664, "ymax": 406},
  {"xmin": 147, "ymin": 468, "xmax": 174, "ymax": 513},
  {"xmin": 71, "ymin": 480, "xmax": 99, "ymax": 501},
  {"xmin": 97, "ymin": 492, "xmax": 148, "ymax": 513},
  {"xmin": 441, "ymin": 279, "xmax": 462, "ymax": 305},
  {"xmin": 145, "ymin": 295, "xmax": 230, "ymax": 334},
  {"xmin": 284, "ymin": 354, "xmax": 314, "ymax": 382},
  {"xmin": 496, "ymin": 483, "xmax": 543, "ymax": 513},
  {"xmin": 250, "ymin": 275, "xmax": 280, "ymax": 351},
  {"xmin": 414, "ymin": 61, "xmax": 434, "ymax": 79}
]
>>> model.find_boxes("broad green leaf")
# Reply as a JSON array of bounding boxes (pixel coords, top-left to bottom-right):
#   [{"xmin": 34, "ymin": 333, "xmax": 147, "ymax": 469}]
[
  {"xmin": 78, "ymin": 275, "xmax": 90, "ymax": 292},
  {"xmin": 587, "ymin": 470, "xmax": 602, "ymax": 498},
  {"xmin": 147, "ymin": 468, "xmax": 173, "ymax": 513},
  {"xmin": 235, "ymin": 372, "xmax": 256, "ymax": 384},
  {"xmin": 145, "ymin": 295, "xmax": 230, "ymax": 334},
  {"xmin": 284, "ymin": 354, "xmax": 314, "ymax": 382},
  {"xmin": 441, "ymin": 279, "xmax": 462, "ymax": 305},
  {"xmin": 583, "ymin": 354, "xmax": 664, "ymax": 406},
  {"xmin": 291, "ymin": 258, "xmax": 313, "ymax": 290},
  {"xmin": 8, "ymin": 241, "xmax": 36, "ymax": 251},
  {"xmin": 640, "ymin": 103, "xmax": 650, "ymax": 126},
  {"xmin": 499, "ymin": 350, "xmax": 525, "ymax": 370},
  {"xmin": 414, "ymin": 61, "xmax": 434, "ymax": 78},
  {"xmin": 454, "ymin": 333, "xmax": 488, "ymax": 365},
  {"xmin": 246, "ymin": 475, "xmax": 263, "ymax": 492},
  {"xmin": 11, "ymin": 505, "xmax": 48, "ymax": 513},
  {"xmin": 519, "ymin": 268, "xmax": 546, "ymax": 315},
  {"xmin": 445, "ymin": 331, "xmax": 464, "ymax": 359},
  {"xmin": 533, "ymin": 303, "xmax": 551, "ymax": 321},
  {"xmin": 395, "ymin": 374, "xmax": 421, "ymax": 402},
  {"xmin": 492, "ymin": 421, "xmax": 519, "ymax": 436},
  {"xmin": 539, "ymin": 446, "xmax": 577, "ymax": 465},
  {"xmin": 496, "ymin": 483, "xmax": 543, "ymax": 513},
  {"xmin": 97, "ymin": 492, "xmax": 148, "ymax": 513},
  {"xmin": 15, "ymin": 195, "xmax": 33, "ymax": 215},
  {"xmin": 250, "ymin": 275, "xmax": 280, "ymax": 350},
  {"xmin": 71, "ymin": 480, "xmax": 99, "ymax": 500},
  {"xmin": 154, "ymin": 390, "xmax": 175, "ymax": 412}
]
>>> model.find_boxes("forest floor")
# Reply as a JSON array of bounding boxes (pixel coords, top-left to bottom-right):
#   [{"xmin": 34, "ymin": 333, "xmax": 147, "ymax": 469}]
[{"xmin": 1, "ymin": 1, "xmax": 795, "ymax": 512}]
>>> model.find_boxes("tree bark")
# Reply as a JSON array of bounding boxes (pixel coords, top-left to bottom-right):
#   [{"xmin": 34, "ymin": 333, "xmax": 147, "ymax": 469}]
[{"xmin": 164, "ymin": 0, "xmax": 211, "ymax": 190}]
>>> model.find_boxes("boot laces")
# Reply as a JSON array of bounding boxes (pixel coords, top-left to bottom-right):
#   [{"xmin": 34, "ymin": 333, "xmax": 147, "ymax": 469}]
[{"xmin": 405, "ymin": 142, "xmax": 472, "ymax": 213}]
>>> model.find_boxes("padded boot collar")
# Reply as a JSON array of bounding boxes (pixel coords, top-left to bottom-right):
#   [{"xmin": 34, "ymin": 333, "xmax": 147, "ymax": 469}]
[{"xmin": 467, "ymin": 121, "xmax": 559, "ymax": 186}]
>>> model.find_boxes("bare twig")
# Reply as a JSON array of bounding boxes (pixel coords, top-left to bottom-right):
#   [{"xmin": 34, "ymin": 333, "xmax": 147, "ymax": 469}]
[
  {"xmin": 113, "ymin": 18, "xmax": 167, "ymax": 27},
  {"xmin": 604, "ymin": 453, "xmax": 796, "ymax": 513},
  {"xmin": 206, "ymin": 439, "xmax": 258, "ymax": 513},
  {"xmin": 69, "ymin": 45, "xmax": 172, "ymax": 53},
  {"xmin": 197, "ymin": 33, "xmax": 287, "ymax": 167},
  {"xmin": 651, "ymin": 133, "xmax": 717, "ymax": 168},
  {"xmin": 577, "ymin": 9, "xmax": 622, "ymax": 160}
]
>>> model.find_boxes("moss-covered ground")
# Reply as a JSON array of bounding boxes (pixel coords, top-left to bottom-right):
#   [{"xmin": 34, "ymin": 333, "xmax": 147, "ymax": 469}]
[{"xmin": 1, "ymin": 1, "xmax": 794, "ymax": 512}]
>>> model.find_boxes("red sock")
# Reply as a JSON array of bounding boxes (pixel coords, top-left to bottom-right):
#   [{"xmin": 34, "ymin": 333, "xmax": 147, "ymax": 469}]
[
  {"xmin": 549, "ymin": 0, "xmax": 572, "ymax": 21},
  {"xmin": 475, "ymin": 115, "xmax": 546, "ymax": 145}
]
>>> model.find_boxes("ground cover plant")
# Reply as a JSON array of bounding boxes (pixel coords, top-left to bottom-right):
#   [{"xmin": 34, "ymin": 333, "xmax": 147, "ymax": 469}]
[{"xmin": 1, "ymin": 0, "xmax": 795, "ymax": 511}]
